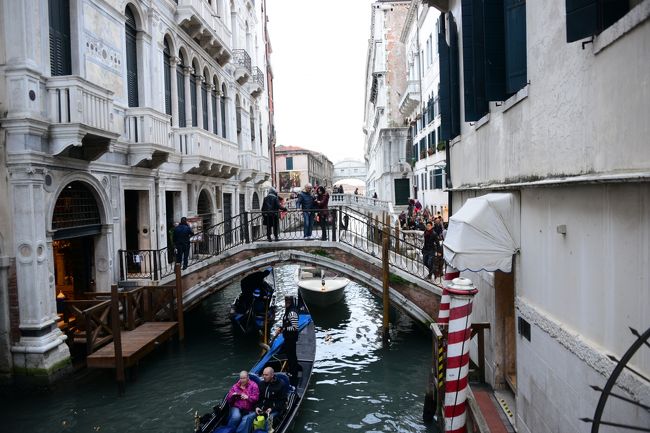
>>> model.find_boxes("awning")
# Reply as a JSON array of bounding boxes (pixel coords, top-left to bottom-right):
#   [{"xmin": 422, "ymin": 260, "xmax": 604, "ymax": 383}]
[{"xmin": 443, "ymin": 193, "xmax": 520, "ymax": 272}]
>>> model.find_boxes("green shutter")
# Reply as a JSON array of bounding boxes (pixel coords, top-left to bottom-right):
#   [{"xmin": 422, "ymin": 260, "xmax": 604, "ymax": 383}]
[
  {"xmin": 190, "ymin": 75, "xmax": 198, "ymax": 127},
  {"xmin": 49, "ymin": 0, "xmax": 71, "ymax": 76},
  {"xmin": 176, "ymin": 61, "xmax": 186, "ymax": 127},
  {"xmin": 505, "ymin": 0, "xmax": 527, "ymax": 94},
  {"xmin": 220, "ymin": 84, "xmax": 227, "ymax": 138},
  {"xmin": 211, "ymin": 93, "xmax": 218, "ymax": 134},
  {"xmin": 462, "ymin": 0, "xmax": 488, "ymax": 122},
  {"xmin": 438, "ymin": 16, "xmax": 452, "ymax": 141},
  {"xmin": 484, "ymin": 0, "xmax": 508, "ymax": 101},
  {"xmin": 435, "ymin": 168, "xmax": 443, "ymax": 189},
  {"xmin": 565, "ymin": 0, "xmax": 598, "ymax": 42},
  {"xmin": 449, "ymin": 13, "xmax": 461, "ymax": 139},
  {"xmin": 125, "ymin": 8, "xmax": 139, "ymax": 107},
  {"xmin": 201, "ymin": 83, "xmax": 208, "ymax": 130},
  {"xmin": 163, "ymin": 42, "xmax": 172, "ymax": 116}
]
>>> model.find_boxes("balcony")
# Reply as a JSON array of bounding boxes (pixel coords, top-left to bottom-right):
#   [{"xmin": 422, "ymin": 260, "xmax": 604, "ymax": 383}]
[
  {"xmin": 238, "ymin": 151, "xmax": 259, "ymax": 182},
  {"xmin": 46, "ymin": 76, "xmax": 120, "ymax": 161},
  {"xmin": 176, "ymin": 0, "xmax": 232, "ymax": 66},
  {"xmin": 232, "ymin": 49, "xmax": 252, "ymax": 85},
  {"xmin": 399, "ymin": 80, "xmax": 420, "ymax": 117},
  {"xmin": 249, "ymin": 66, "xmax": 265, "ymax": 97},
  {"xmin": 174, "ymin": 127, "xmax": 240, "ymax": 177},
  {"xmin": 124, "ymin": 108, "xmax": 172, "ymax": 169}
]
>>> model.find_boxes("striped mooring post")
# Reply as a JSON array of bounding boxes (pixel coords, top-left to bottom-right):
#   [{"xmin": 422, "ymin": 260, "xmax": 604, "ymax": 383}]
[
  {"xmin": 443, "ymin": 277, "xmax": 478, "ymax": 433},
  {"xmin": 437, "ymin": 265, "xmax": 460, "ymax": 325}
]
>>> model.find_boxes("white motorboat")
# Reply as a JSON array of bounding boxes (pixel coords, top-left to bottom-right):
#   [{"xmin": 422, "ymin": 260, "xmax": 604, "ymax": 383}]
[{"xmin": 297, "ymin": 267, "xmax": 350, "ymax": 307}]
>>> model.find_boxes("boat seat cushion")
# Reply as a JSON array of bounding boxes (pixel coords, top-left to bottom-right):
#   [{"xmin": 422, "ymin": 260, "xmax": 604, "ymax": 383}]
[{"xmin": 248, "ymin": 373, "xmax": 261, "ymax": 385}]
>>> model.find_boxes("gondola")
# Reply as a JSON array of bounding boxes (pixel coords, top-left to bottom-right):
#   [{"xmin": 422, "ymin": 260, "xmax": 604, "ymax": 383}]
[
  {"xmin": 195, "ymin": 294, "xmax": 316, "ymax": 433},
  {"xmin": 230, "ymin": 268, "xmax": 277, "ymax": 335},
  {"xmin": 297, "ymin": 266, "xmax": 349, "ymax": 307}
]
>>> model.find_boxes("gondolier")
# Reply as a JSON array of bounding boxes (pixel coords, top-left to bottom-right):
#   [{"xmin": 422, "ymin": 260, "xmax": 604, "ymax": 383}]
[{"xmin": 276, "ymin": 295, "xmax": 299, "ymax": 385}]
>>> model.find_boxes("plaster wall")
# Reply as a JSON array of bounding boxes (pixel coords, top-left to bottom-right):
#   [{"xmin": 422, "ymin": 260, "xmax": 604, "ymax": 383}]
[{"xmin": 448, "ymin": 0, "xmax": 650, "ymax": 189}]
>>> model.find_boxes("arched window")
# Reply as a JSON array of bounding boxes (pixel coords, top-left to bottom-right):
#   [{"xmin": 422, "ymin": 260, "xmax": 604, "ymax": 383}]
[
  {"xmin": 177, "ymin": 52, "xmax": 186, "ymax": 127},
  {"xmin": 125, "ymin": 6, "xmax": 139, "ymax": 107},
  {"xmin": 163, "ymin": 39, "xmax": 172, "ymax": 117},
  {"xmin": 49, "ymin": 0, "xmax": 71, "ymax": 76},
  {"xmin": 190, "ymin": 63, "xmax": 198, "ymax": 127},
  {"xmin": 220, "ymin": 83, "xmax": 227, "ymax": 138},
  {"xmin": 252, "ymin": 192, "xmax": 260, "ymax": 210},
  {"xmin": 211, "ymin": 77, "xmax": 218, "ymax": 134},
  {"xmin": 202, "ymin": 70, "xmax": 209, "ymax": 131},
  {"xmin": 249, "ymin": 107, "xmax": 255, "ymax": 145}
]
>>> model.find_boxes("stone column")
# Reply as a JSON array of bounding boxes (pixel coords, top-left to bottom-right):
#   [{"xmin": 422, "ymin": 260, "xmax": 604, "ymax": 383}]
[
  {"xmin": 94, "ymin": 225, "xmax": 114, "ymax": 293},
  {"xmin": 169, "ymin": 57, "xmax": 180, "ymax": 128},
  {"xmin": 184, "ymin": 66, "xmax": 194, "ymax": 127},
  {"xmin": 9, "ymin": 168, "xmax": 70, "ymax": 378},
  {"xmin": 196, "ymin": 75, "xmax": 204, "ymax": 129},
  {"xmin": 443, "ymin": 277, "xmax": 478, "ymax": 433}
]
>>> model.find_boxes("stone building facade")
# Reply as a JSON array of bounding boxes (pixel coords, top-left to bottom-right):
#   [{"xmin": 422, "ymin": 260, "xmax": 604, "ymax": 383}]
[
  {"xmin": 274, "ymin": 145, "xmax": 333, "ymax": 195},
  {"xmin": 427, "ymin": 0, "xmax": 650, "ymax": 431},
  {"xmin": 363, "ymin": 1, "xmax": 411, "ymax": 205},
  {"xmin": 0, "ymin": 0, "xmax": 273, "ymax": 380}
]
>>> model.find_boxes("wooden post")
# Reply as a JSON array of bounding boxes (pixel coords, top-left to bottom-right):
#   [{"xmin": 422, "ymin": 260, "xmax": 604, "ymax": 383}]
[
  {"xmin": 395, "ymin": 221, "xmax": 400, "ymax": 255},
  {"xmin": 175, "ymin": 263, "xmax": 185, "ymax": 341},
  {"xmin": 382, "ymin": 225, "xmax": 390, "ymax": 342},
  {"xmin": 110, "ymin": 284, "xmax": 125, "ymax": 395}
]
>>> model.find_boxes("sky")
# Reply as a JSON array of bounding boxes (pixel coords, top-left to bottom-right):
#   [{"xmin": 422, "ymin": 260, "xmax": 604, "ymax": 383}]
[{"xmin": 266, "ymin": 0, "xmax": 374, "ymax": 164}]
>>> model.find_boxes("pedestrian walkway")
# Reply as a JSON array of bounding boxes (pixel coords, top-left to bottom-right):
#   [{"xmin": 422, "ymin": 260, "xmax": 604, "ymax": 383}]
[{"xmin": 471, "ymin": 384, "xmax": 516, "ymax": 433}]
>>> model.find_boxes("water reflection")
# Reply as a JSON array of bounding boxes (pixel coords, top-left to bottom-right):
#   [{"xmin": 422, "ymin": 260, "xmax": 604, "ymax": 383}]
[{"xmin": 1, "ymin": 264, "xmax": 436, "ymax": 433}]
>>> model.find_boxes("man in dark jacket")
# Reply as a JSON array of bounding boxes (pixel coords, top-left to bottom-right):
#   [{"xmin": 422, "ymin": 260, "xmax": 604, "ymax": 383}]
[
  {"xmin": 238, "ymin": 366, "xmax": 287, "ymax": 433},
  {"xmin": 296, "ymin": 183, "xmax": 315, "ymax": 238},
  {"xmin": 275, "ymin": 295, "xmax": 299, "ymax": 384},
  {"xmin": 173, "ymin": 217, "xmax": 194, "ymax": 270},
  {"xmin": 261, "ymin": 187, "xmax": 286, "ymax": 241},
  {"xmin": 315, "ymin": 186, "xmax": 330, "ymax": 240},
  {"xmin": 422, "ymin": 221, "xmax": 438, "ymax": 279}
]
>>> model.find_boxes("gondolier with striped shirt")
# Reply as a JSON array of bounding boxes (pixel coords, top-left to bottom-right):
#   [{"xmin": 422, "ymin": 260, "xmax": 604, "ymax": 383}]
[{"xmin": 276, "ymin": 295, "xmax": 299, "ymax": 385}]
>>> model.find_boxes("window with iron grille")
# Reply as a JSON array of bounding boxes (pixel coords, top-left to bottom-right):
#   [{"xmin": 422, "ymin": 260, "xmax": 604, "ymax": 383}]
[{"xmin": 52, "ymin": 182, "xmax": 101, "ymax": 230}]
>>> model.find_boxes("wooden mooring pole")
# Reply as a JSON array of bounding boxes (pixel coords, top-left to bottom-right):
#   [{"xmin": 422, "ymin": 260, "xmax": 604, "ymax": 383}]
[
  {"xmin": 110, "ymin": 284, "xmax": 125, "ymax": 395},
  {"xmin": 381, "ymin": 223, "xmax": 390, "ymax": 342},
  {"xmin": 175, "ymin": 264, "xmax": 185, "ymax": 341}
]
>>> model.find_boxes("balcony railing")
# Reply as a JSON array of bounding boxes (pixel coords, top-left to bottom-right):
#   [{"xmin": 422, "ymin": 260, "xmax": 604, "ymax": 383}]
[
  {"xmin": 174, "ymin": 127, "xmax": 240, "ymax": 168},
  {"xmin": 233, "ymin": 49, "xmax": 252, "ymax": 74},
  {"xmin": 125, "ymin": 108, "xmax": 173, "ymax": 168},
  {"xmin": 253, "ymin": 67, "xmax": 265, "ymax": 90},
  {"xmin": 46, "ymin": 75, "xmax": 119, "ymax": 159}
]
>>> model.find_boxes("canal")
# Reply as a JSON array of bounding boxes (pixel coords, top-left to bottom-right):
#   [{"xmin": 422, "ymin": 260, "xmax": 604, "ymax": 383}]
[{"xmin": 3, "ymin": 265, "xmax": 436, "ymax": 433}]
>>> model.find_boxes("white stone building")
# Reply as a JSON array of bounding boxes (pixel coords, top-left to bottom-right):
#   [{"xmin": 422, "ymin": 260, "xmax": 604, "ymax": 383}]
[
  {"xmin": 363, "ymin": 1, "xmax": 412, "ymax": 205},
  {"xmin": 428, "ymin": 0, "xmax": 650, "ymax": 431},
  {"xmin": 400, "ymin": 2, "xmax": 447, "ymax": 218},
  {"xmin": 0, "ymin": 0, "xmax": 273, "ymax": 380},
  {"xmin": 332, "ymin": 159, "xmax": 366, "ymax": 185}
]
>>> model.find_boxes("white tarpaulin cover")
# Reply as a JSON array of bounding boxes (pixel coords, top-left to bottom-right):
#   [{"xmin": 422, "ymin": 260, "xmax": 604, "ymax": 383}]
[{"xmin": 443, "ymin": 193, "xmax": 520, "ymax": 272}]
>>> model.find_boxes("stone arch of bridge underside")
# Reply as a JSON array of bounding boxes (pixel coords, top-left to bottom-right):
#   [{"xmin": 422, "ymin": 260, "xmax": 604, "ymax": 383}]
[{"xmin": 168, "ymin": 246, "xmax": 441, "ymax": 325}]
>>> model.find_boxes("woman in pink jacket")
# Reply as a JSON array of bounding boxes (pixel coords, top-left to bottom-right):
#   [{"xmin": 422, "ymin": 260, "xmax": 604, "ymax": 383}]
[{"xmin": 225, "ymin": 370, "xmax": 260, "ymax": 430}]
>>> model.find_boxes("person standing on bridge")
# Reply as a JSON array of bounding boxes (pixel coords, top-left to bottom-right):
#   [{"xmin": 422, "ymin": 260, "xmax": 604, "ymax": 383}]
[
  {"xmin": 422, "ymin": 221, "xmax": 438, "ymax": 280},
  {"xmin": 262, "ymin": 187, "xmax": 286, "ymax": 241},
  {"xmin": 315, "ymin": 186, "xmax": 330, "ymax": 241},
  {"xmin": 296, "ymin": 183, "xmax": 316, "ymax": 239},
  {"xmin": 173, "ymin": 217, "xmax": 194, "ymax": 270}
]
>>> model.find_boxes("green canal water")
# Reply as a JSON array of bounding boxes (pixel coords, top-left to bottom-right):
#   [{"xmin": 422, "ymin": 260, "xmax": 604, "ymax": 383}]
[{"xmin": 2, "ymin": 265, "xmax": 437, "ymax": 433}]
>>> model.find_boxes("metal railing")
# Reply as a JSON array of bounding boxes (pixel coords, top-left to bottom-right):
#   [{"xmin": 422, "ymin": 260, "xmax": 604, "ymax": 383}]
[
  {"xmin": 232, "ymin": 49, "xmax": 252, "ymax": 75},
  {"xmin": 253, "ymin": 66, "xmax": 265, "ymax": 89},
  {"xmin": 118, "ymin": 206, "xmax": 432, "ymax": 282}
]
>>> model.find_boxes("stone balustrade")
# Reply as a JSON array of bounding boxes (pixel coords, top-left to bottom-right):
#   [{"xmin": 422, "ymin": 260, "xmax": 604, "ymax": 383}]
[
  {"xmin": 176, "ymin": 0, "xmax": 232, "ymax": 64},
  {"xmin": 174, "ymin": 127, "xmax": 240, "ymax": 173},
  {"xmin": 125, "ymin": 108, "xmax": 173, "ymax": 168}
]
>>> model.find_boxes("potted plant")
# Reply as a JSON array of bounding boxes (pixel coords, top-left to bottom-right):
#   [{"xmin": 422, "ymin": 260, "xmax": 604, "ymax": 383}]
[
  {"xmin": 427, "ymin": 148, "xmax": 435, "ymax": 156},
  {"xmin": 437, "ymin": 140, "xmax": 446, "ymax": 151}
]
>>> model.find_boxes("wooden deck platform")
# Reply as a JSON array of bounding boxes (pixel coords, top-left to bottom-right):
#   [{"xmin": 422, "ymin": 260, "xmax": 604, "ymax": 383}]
[{"xmin": 86, "ymin": 322, "xmax": 178, "ymax": 369}]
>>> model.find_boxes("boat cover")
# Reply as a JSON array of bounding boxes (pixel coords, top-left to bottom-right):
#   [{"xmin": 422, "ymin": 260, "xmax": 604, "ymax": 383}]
[{"xmin": 443, "ymin": 193, "xmax": 520, "ymax": 272}]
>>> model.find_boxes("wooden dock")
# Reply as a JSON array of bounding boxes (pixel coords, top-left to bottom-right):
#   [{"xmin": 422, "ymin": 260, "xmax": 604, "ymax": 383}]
[{"xmin": 86, "ymin": 321, "xmax": 178, "ymax": 369}]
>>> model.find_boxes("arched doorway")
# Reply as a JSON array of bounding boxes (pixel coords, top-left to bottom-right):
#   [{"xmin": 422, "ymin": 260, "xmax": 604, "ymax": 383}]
[
  {"xmin": 197, "ymin": 189, "xmax": 213, "ymax": 230},
  {"xmin": 52, "ymin": 181, "xmax": 102, "ymax": 299}
]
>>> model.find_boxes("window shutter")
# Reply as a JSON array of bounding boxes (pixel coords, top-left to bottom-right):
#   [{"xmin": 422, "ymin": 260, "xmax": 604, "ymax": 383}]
[
  {"xmin": 565, "ymin": 0, "xmax": 598, "ymax": 42},
  {"xmin": 190, "ymin": 75, "xmax": 198, "ymax": 127},
  {"xmin": 484, "ymin": 0, "xmax": 508, "ymax": 101},
  {"xmin": 449, "ymin": 13, "xmax": 461, "ymax": 139},
  {"xmin": 125, "ymin": 8, "xmax": 139, "ymax": 108},
  {"xmin": 212, "ymin": 92, "xmax": 218, "ymax": 134},
  {"xmin": 176, "ymin": 63, "xmax": 186, "ymax": 127},
  {"xmin": 49, "ymin": 0, "xmax": 71, "ymax": 76},
  {"xmin": 163, "ymin": 43, "xmax": 172, "ymax": 116},
  {"xmin": 462, "ymin": 0, "xmax": 488, "ymax": 122},
  {"xmin": 438, "ymin": 16, "xmax": 452, "ymax": 141},
  {"xmin": 435, "ymin": 168, "xmax": 443, "ymax": 189},
  {"xmin": 505, "ymin": 0, "xmax": 527, "ymax": 94},
  {"xmin": 201, "ymin": 83, "xmax": 208, "ymax": 130},
  {"xmin": 220, "ymin": 93, "xmax": 227, "ymax": 138}
]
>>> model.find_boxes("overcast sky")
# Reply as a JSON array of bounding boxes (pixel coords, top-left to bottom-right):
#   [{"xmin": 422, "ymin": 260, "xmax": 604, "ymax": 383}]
[{"xmin": 266, "ymin": 0, "xmax": 374, "ymax": 164}]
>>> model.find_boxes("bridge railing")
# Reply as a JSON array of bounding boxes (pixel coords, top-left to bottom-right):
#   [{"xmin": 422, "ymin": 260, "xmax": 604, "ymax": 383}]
[{"xmin": 118, "ymin": 206, "xmax": 431, "ymax": 282}]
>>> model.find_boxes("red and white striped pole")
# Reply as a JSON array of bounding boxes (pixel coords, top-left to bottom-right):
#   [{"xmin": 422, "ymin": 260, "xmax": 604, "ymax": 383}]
[
  {"xmin": 444, "ymin": 277, "xmax": 478, "ymax": 433},
  {"xmin": 437, "ymin": 265, "xmax": 460, "ymax": 325}
]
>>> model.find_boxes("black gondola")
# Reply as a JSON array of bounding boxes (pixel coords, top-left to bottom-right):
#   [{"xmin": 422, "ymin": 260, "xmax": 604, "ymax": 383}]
[
  {"xmin": 195, "ymin": 294, "xmax": 315, "ymax": 433},
  {"xmin": 230, "ymin": 268, "xmax": 277, "ymax": 335}
]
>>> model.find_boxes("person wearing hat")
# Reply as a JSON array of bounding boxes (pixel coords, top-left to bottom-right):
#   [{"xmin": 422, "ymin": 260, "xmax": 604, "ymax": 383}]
[
  {"xmin": 275, "ymin": 296, "xmax": 299, "ymax": 385},
  {"xmin": 261, "ymin": 187, "xmax": 286, "ymax": 242}
]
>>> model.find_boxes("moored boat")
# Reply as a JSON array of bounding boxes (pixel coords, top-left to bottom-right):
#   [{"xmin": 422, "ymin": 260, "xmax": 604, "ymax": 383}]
[
  {"xmin": 230, "ymin": 268, "xmax": 276, "ymax": 335},
  {"xmin": 297, "ymin": 266, "xmax": 349, "ymax": 307},
  {"xmin": 195, "ymin": 294, "xmax": 315, "ymax": 433}
]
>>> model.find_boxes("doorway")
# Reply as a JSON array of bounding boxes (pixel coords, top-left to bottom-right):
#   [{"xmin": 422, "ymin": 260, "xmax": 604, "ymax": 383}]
[
  {"xmin": 394, "ymin": 178, "xmax": 410, "ymax": 205},
  {"xmin": 495, "ymin": 270, "xmax": 517, "ymax": 392},
  {"xmin": 53, "ymin": 236, "xmax": 95, "ymax": 299},
  {"xmin": 165, "ymin": 191, "xmax": 181, "ymax": 263},
  {"xmin": 124, "ymin": 190, "xmax": 151, "ymax": 273},
  {"xmin": 223, "ymin": 193, "xmax": 232, "ymax": 245}
]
